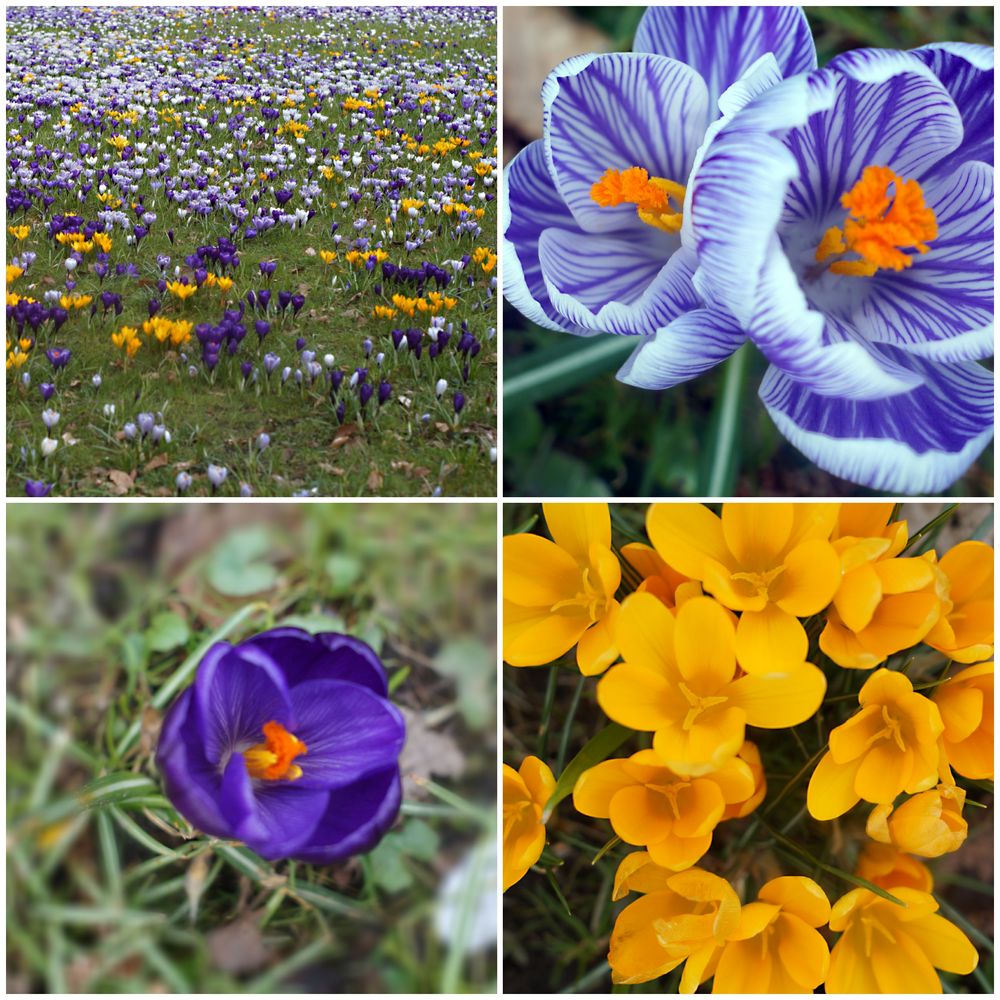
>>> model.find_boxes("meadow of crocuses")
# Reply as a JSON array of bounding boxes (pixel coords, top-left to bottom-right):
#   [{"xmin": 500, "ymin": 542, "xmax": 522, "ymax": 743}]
[{"xmin": 7, "ymin": 5, "xmax": 497, "ymax": 497}]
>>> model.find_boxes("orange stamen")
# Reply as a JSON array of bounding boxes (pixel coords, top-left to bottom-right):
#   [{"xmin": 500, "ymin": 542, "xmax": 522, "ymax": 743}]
[
  {"xmin": 242, "ymin": 720, "xmax": 307, "ymax": 781},
  {"xmin": 591, "ymin": 166, "xmax": 686, "ymax": 233},
  {"xmin": 815, "ymin": 165, "xmax": 937, "ymax": 276}
]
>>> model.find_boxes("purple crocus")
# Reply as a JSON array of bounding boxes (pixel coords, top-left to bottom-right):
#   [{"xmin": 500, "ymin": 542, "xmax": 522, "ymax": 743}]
[
  {"xmin": 682, "ymin": 46, "xmax": 994, "ymax": 492},
  {"xmin": 156, "ymin": 629, "xmax": 405, "ymax": 863},
  {"xmin": 45, "ymin": 347, "xmax": 71, "ymax": 370},
  {"xmin": 24, "ymin": 479, "xmax": 52, "ymax": 497}
]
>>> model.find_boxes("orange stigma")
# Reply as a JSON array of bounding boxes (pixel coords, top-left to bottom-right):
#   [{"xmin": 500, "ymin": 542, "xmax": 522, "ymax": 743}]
[
  {"xmin": 815, "ymin": 165, "xmax": 937, "ymax": 277},
  {"xmin": 242, "ymin": 720, "xmax": 307, "ymax": 781},
  {"xmin": 590, "ymin": 166, "xmax": 686, "ymax": 233}
]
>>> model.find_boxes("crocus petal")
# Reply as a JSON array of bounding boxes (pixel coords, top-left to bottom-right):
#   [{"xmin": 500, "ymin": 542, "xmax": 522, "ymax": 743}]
[
  {"xmin": 194, "ymin": 643, "xmax": 294, "ymax": 766},
  {"xmin": 542, "ymin": 52, "xmax": 708, "ymax": 234},
  {"xmin": 291, "ymin": 767, "xmax": 402, "ymax": 865},
  {"xmin": 720, "ymin": 502, "xmax": 793, "ymax": 570},
  {"xmin": 503, "ymin": 533, "xmax": 581, "ymax": 606},
  {"xmin": 827, "ymin": 925, "xmax": 882, "ymax": 993},
  {"xmin": 858, "ymin": 160, "xmax": 993, "ymax": 363},
  {"xmin": 574, "ymin": 760, "xmax": 637, "ymax": 818},
  {"xmin": 647, "ymin": 831, "xmax": 713, "ymax": 872},
  {"xmin": 576, "ymin": 608, "xmax": 620, "ymax": 677},
  {"xmin": 543, "ymin": 502, "xmax": 610, "ymax": 560},
  {"xmin": 502, "ymin": 600, "xmax": 591, "ymax": 667},
  {"xmin": 911, "ymin": 43, "xmax": 994, "ymax": 178},
  {"xmin": 502, "ymin": 140, "xmax": 594, "ymax": 334},
  {"xmin": 598, "ymin": 663, "xmax": 676, "ymax": 732},
  {"xmin": 734, "ymin": 604, "xmax": 808, "ymax": 676},
  {"xmin": 614, "ymin": 591, "xmax": 679, "ymax": 680},
  {"xmin": 807, "ymin": 750, "xmax": 862, "ymax": 820},
  {"xmin": 610, "ymin": 785, "xmax": 675, "ymax": 845},
  {"xmin": 674, "ymin": 596, "xmax": 736, "ymax": 690},
  {"xmin": 653, "ymin": 708, "xmax": 746, "ymax": 777},
  {"xmin": 834, "ymin": 564, "xmax": 883, "ymax": 633},
  {"xmin": 520, "ymin": 755, "xmax": 557, "ymax": 807},
  {"xmin": 609, "ymin": 893, "xmax": 686, "ymax": 985},
  {"xmin": 770, "ymin": 538, "xmax": 842, "ymax": 616},
  {"xmin": 727, "ymin": 661, "xmax": 826, "ymax": 728},
  {"xmin": 872, "ymin": 928, "xmax": 943, "ymax": 993},
  {"xmin": 713, "ymin": 937, "xmax": 770, "ymax": 993},
  {"xmin": 633, "ymin": 6, "xmax": 816, "ymax": 118},
  {"xmin": 857, "ymin": 592, "xmax": 942, "ymax": 656},
  {"xmin": 901, "ymin": 912, "xmax": 979, "ymax": 974},
  {"xmin": 672, "ymin": 779, "xmax": 725, "ymax": 838},
  {"xmin": 939, "ymin": 540, "xmax": 993, "ymax": 604},
  {"xmin": 855, "ymin": 742, "xmax": 909, "ymax": 803},
  {"xmin": 646, "ymin": 503, "xmax": 733, "ymax": 580},
  {"xmin": 777, "ymin": 915, "xmax": 831, "ymax": 989},
  {"xmin": 759, "ymin": 349, "xmax": 993, "ymax": 494},
  {"xmin": 759, "ymin": 876, "xmax": 831, "ymax": 928},
  {"xmin": 287, "ymin": 679, "xmax": 405, "ymax": 790}
]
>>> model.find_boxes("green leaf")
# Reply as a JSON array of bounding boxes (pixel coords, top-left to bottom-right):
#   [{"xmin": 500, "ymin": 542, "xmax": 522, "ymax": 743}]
[
  {"xmin": 434, "ymin": 638, "xmax": 494, "ymax": 729},
  {"xmin": 145, "ymin": 611, "xmax": 190, "ymax": 653},
  {"xmin": 277, "ymin": 611, "xmax": 347, "ymax": 634},
  {"xmin": 369, "ymin": 837, "xmax": 413, "ymax": 893},
  {"xmin": 542, "ymin": 723, "xmax": 632, "ymax": 821},
  {"xmin": 397, "ymin": 818, "xmax": 440, "ymax": 861},
  {"xmin": 325, "ymin": 552, "xmax": 363, "ymax": 595},
  {"xmin": 207, "ymin": 526, "xmax": 279, "ymax": 596},
  {"xmin": 79, "ymin": 772, "xmax": 158, "ymax": 808}
]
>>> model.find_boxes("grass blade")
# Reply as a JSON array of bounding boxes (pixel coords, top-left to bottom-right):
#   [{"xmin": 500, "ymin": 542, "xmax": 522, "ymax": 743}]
[{"xmin": 543, "ymin": 723, "xmax": 632, "ymax": 822}]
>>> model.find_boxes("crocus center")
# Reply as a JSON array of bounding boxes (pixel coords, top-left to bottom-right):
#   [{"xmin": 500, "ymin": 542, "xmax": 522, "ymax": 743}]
[
  {"xmin": 550, "ymin": 567, "xmax": 610, "ymax": 623},
  {"xmin": 590, "ymin": 166, "xmax": 686, "ymax": 233},
  {"xmin": 814, "ymin": 165, "xmax": 937, "ymax": 277},
  {"xmin": 648, "ymin": 780, "xmax": 689, "ymax": 819},
  {"xmin": 860, "ymin": 911, "xmax": 897, "ymax": 956},
  {"xmin": 242, "ymin": 720, "xmax": 307, "ymax": 781},
  {"xmin": 730, "ymin": 565, "xmax": 785, "ymax": 600},
  {"xmin": 678, "ymin": 682, "xmax": 729, "ymax": 731}
]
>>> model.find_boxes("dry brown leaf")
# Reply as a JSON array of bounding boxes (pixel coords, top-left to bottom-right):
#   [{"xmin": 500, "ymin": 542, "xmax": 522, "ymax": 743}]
[
  {"xmin": 367, "ymin": 466, "xmax": 384, "ymax": 492},
  {"xmin": 108, "ymin": 470, "xmax": 134, "ymax": 495},
  {"xmin": 331, "ymin": 422, "xmax": 360, "ymax": 448},
  {"xmin": 399, "ymin": 707, "xmax": 465, "ymax": 794},
  {"xmin": 207, "ymin": 915, "xmax": 269, "ymax": 975},
  {"xmin": 144, "ymin": 453, "xmax": 169, "ymax": 473}
]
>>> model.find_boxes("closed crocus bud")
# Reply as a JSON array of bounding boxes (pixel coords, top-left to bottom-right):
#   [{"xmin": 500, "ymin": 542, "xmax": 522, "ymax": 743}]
[
  {"xmin": 323, "ymin": 353, "xmax": 335, "ymax": 368},
  {"xmin": 40, "ymin": 382, "xmax": 55, "ymax": 402},
  {"xmin": 175, "ymin": 471, "xmax": 192, "ymax": 492},
  {"xmin": 453, "ymin": 392, "xmax": 465, "ymax": 414},
  {"xmin": 336, "ymin": 401, "xmax": 346, "ymax": 423},
  {"xmin": 137, "ymin": 412, "xmax": 155, "ymax": 436},
  {"xmin": 489, "ymin": 447, "xmax": 497, "ymax": 464},
  {"xmin": 295, "ymin": 337, "xmax": 307, "ymax": 351},
  {"xmin": 41, "ymin": 437, "xmax": 59, "ymax": 457},
  {"xmin": 64, "ymin": 257, "xmax": 77, "ymax": 272},
  {"xmin": 241, "ymin": 361, "xmax": 253, "ymax": 381},
  {"xmin": 281, "ymin": 366, "xmax": 292, "ymax": 383},
  {"xmin": 22, "ymin": 372, "xmax": 31, "ymax": 388},
  {"xmin": 103, "ymin": 403, "xmax": 116, "ymax": 418},
  {"xmin": 207, "ymin": 464, "xmax": 228, "ymax": 489},
  {"xmin": 256, "ymin": 432, "xmax": 270, "ymax": 451},
  {"xmin": 25, "ymin": 479, "xmax": 52, "ymax": 498},
  {"xmin": 291, "ymin": 293, "xmax": 305, "ymax": 314},
  {"xmin": 240, "ymin": 482, "xmax": 253, "ymax": 498},
  {"xmin": 255, "ymin": 319, "xmax": 270, "ymax": 340},
  {"xmin": 41, "ymin": 408, "xmax": 60, "ymax": 429},
  {"xmin": 378, "ymin": 381, "xmax": 392, "ymax": 405},
  {"xmin": 867, "ymin": 784, "xmax": 968, "ymax": 858},
  {"xmin": 375, "ymin": 351, "xmax": 385, "ymax": 367},
  {"xmin": 362, "ymin": 338, "xmax": 372, "ymax": 357},
  {"xmin": 123, "ymin": 422, "xmax": 137, "ymax": 440},
  {"xmin": 151, "ymin": 425, "xmax": 166, "ymax": 442},
  {"xmin": 435, "ymin": 378, "xmax": 447, "ymax": 398},
  {"xmin": 359, "ymin": 382, "xmax": 373, "ymax": 408},
  {"xmin": 92, "ymin": 374, "xmax": 102, "ymax": 388}
]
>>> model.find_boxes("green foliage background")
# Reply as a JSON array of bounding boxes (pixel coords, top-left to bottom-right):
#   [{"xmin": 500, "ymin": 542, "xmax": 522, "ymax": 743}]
[{"xmin": 503, "ymin": 7, "xmax": 994, "ymax": 498}]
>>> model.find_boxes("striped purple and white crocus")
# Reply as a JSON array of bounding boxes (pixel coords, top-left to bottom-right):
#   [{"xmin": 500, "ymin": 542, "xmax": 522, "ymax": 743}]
[{"xmin": 684, "ymin": 45, "xmax": 993, "ymax": 492}]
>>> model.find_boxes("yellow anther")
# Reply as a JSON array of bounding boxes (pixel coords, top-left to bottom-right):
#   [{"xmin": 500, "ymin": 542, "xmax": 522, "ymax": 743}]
[
  {"xmin": 242, "ymin": 720, "xmax": 306, "ymax": 781},
  {"xmin": 591, "ymin": 166, "xmax": 686, "ymax": 233}
]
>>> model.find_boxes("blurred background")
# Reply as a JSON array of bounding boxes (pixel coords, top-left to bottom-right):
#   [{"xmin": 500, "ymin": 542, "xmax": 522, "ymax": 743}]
[
  {"xmin": 502, "ymin": 501, "xmax": 993, "ymax": 993},
  {"xmin": 503, "ymin": 7, "xmax": 994, "ymax": 498},
  {"xmin": 7, "ymin": 503, "xmax": 497, "ymax": 993}
]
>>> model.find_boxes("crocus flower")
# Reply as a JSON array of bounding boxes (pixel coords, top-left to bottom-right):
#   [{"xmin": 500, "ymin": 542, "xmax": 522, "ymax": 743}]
[
  {"xmin": 608, "ymin": 859, "xmax": 740, "ymax": 988},
  {"xmin": 45, "ymin": 347, "xmax": 71, "ymax": 369},
  {"xmin": 712, "ymin": 877, "xmax": 831, "ymax": 994},
  {"xmin": 855, "ymin": 841, "xmax": 934, "ymax": 893},
  {"xmin": 39, "ymin": 382, "xmax": 55, "ymax": 402},
  {"xmin": 685, "ymin": 45, "xmax": 994, "ymax": 492},
  {"xmin": 866, "ymin": 782, "xmax": 968, "ymax": 857},
  {"xmin": 24, "ymin": 479, "xmax": 52, "ymax": 497},
  {"xmin": 807, "ymin": 669, "xmax": 943, "ymax": 820},
  {"xmin": 175, "ymin": 471, "xmax": 192, "ymax": 492},
  {"xmin": 503, "ymin": 8, "xmax": 815, "ymax": 375},
  {"xmin": 503, "ymin": 502, "xmax": 621, "ymax": 675},
  {"xmin": 598, "ymin": 594, "xmax": 825, "ymax": 776},
  {"xmin": 924, "ymin": 541, "xmax": 994, "ymax": 663},
  {"xmin": 573, "ymin": 748, "xmax": 756, "ymax": 870},
  {"xmin": 933, "ymin": 661, "xmax": 993, "ymax": 779},
  {"xmin": 452, "ymin": 392, "xmax": 465, "ymax": 414},
  {"xmin": 826, "ymin": 887, "xmax": 977, "ymax": 992},
  {"xmin": 647, "ymin": 502, "xmax": 841, "ymax": 674},
  {"xmin": 156, "ymin": 628, "xmax": 405, "ymax": 863},
  {"xmin": 207, "ymin": 464, "xmax": 228, "ymax": 489},
  {"xmin": 502, "ymin": 755, "xmax": 555, "ymax": 891}
]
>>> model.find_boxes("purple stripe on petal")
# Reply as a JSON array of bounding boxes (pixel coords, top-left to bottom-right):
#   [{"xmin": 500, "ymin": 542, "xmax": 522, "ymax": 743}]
[
  {"xmin": 542, "ymin": 52, "xmax": 708, "ymax": 234},
  {"xmin": 634, "ymin": 6, "xmax": 816, "ymax": 117},
  {"xmin": 760, "ymin": 349, "xmax": 993, "ymax": 493},
  {"xmin": 194, "ymin": 643, "xmax": 294, "ymax": 766},
  {"xmin": 288, "ymin": 679, "xmax": 406, "ymax": 790},
  {"xmin": 291, "ymin": 767, "xmax": 402, "ymax": 865},
  {"xmin": 502, "ymin": 140, "xmax": 595, "ymax": 335},
  {"xmin": 238, "ymin": 781, "xmax": 331, "ymax": 861},
  {"xmin": 860, "ymin": 160, "xmax": 993, "ymax": 360}
]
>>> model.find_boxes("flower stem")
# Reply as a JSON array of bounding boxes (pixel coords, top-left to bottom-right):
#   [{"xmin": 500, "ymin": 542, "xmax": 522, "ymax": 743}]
[{"xmin": 702, "ymin": 343, "xmax": 749, "ymax": 496}]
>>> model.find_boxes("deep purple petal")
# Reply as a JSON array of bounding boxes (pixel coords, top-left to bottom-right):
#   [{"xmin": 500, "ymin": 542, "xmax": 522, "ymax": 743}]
[
  {"xmin": 760, "ymin": 349, "xmax": 993, "ymax": 493},
  {"xmin": 542, "ymin": 52, "xmax": 708, "ymax": 234},
  {"xmin": 858, "ymin": 160, "xmax": 993, "ymax": 361},
  {"xmin": 155, "ymin": 687, "xmax": 230, "ymax": 838},
  {"xmin": 617, "ymin": 304, "xmax": 746, "ymax": 390},
  {"xmin": 194, "ymin": 643, "xmax": 294, "ymax": 765},
  {"xmin": 288, "ymin": 679, "xmax": 406, "ymax": 790},
  {"xmin": 243, "ymin": 627, "xmax": 388, "ymax": 695},
  {"xmin": 502, "ymin": 140, "xmax": 595, "ymax": 335},
  {"xmin": 911, "ymin": 43, "xmax": 993, "ymax": 181},
  {"xmin": 292, "ymin": 767, "xmax": 402, "ymax": 865},
  {"xmin": 634, "ymin": 5, "xmax": 816, "ymax": 117}
]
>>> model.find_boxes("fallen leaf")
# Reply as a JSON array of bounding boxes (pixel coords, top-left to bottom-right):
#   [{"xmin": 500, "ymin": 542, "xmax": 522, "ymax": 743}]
[
  {"xmin": 207, "ymin": 914, "xmax": 269, "ymax": 974},
  {"xmin": 144, "ymin": 453, "xmax": 168, "ymax": 473},
  {"xmin": 108, "ymin": 470, "xmax": 134, "ymax": 495},
  {"xmin": 398, "ymin": 707, "xmax": 464, "ymax": 793},
  {"xmin": 434, "ymin": 422, "xmax": 450, "ymax": 433},
  {"xmin": 331, "ymin": 422, "xmax": 359, "ymax": 448},
  {"xmin": 61, "ymin": 432, "xmax": 78, "ymax": 445},
  {"xmin": 367, "ymin": 466, "xmax": 384, "ymax": 491}
]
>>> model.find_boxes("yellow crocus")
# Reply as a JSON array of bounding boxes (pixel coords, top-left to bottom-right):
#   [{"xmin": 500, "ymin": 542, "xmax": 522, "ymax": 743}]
[
  {"xmin": 8, "ymin": 225, "xmax": 30, "ymax": 241},
  {"xmin": 855, "ymin": 841, "xmax": 934, "ymax": 893},
  {"xmin": 166, "ymin": 280, "xmax": 197, "ymax": 300},
  {"xmin": 503, "ymin": 503, "xmax": 621, "ymax": 676},
  {"xmin": 826, "ymin": 887, "xmax": 977, "ymax": 992},
  {"xmin": 620, "ymin": 542, "xmax": 701, "ymax": 610},
  {"xmin": 608, "ymin": 858, "xmax": 740, "ymax": 989},
  {"xmin": 719, "ymin": 741, "xmax": 766, "ymax": 820},
  {"xmin": 712, "ymin": 877, "xmax": 831, "ymax": 993},
  {"xmin": 573, "ymin": 748, "xmax": 755, "ymax": 871},
  {"xmin": 807, "ymin": 669, "xmax": 943, "ymax": 820},
  {"xmin": 598, "ymin": 594, "xmax": 826, "ymax": 776},
  {"xmin": 866, "ymin": 783, "xmax": 968, "ymax": 857},
  {"xmin": 933, "ymin": 661, "xmax": 993, "ymax": 779},
  {"xmin": 925, "ymin": 540, "xmax": 993, "ymax": 663},
  {"xmin": 647, "ymin": 503, "xmax": 841, "ymax": 674},
  {"xmin": 502, "ymin": 755, "xmax": 555, "ymax": 892}
]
